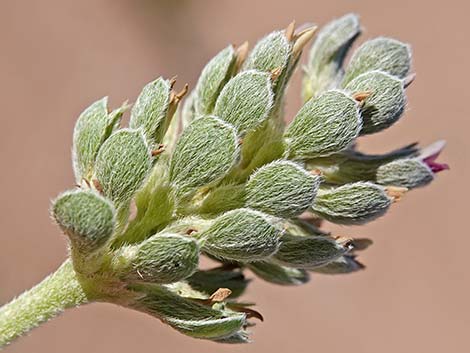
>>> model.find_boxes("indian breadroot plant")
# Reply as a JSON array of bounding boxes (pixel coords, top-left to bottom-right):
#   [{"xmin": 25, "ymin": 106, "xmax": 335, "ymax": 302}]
[{"xmin": 0, "ymin": 13, "xmax": 448, "ymax": 347}]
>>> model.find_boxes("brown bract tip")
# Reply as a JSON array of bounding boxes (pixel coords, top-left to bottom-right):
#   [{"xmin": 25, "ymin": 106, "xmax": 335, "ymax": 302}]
[
  {"xmin": 352, "ymin": 91, "xmax": 372, "ymax": 102},
  {"xmin": 285, "ymin": 20, "xmax": 296, "ymax": 41},
  {"xmin": 209, "ymin": 288, "xmax": 232, "ymax": 302},
  {"xmin": 270, "ymin": 67, "xmax": 283, "ymax": 81},
  {"xmin": 385, "ymin": 186, "xmax": 408, "ymax": 203},
  {"xmin": 292, "ymin": 26, "xmax": 318, "ymax": 56}
]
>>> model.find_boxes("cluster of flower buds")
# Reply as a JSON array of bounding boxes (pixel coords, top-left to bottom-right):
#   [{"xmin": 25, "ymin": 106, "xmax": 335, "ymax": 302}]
[{"xmin": 52, "ymin": 13, "xmax": 447, "ymax": 343}]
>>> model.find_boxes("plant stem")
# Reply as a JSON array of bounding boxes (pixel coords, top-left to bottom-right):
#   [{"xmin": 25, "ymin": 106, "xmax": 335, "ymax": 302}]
[{"xmin": 0, "ymin": 259, "xmax": 88, "ymax": 347}]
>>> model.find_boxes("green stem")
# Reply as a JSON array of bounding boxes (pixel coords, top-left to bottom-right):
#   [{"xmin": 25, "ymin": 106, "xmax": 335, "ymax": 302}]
[{"xmin": 0, "ymin": 260, "xmax": 88, "ymax": 347}]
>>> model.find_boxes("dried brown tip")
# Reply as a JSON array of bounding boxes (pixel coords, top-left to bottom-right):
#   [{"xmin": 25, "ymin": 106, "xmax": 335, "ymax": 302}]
[
  {"xmin": 352, "ymin": 91, "xmax": 372, "ymax": 102},
  {"xmin": 235, "ymin": 41, "xmax": 249, "ymax": 70},
  {"xmin": 185, "ymin": 228, "xmax": 197, "ymax": 235},
  {"xmin": 292, "ymin": 26, "xmax": 318, "ymax": 56},
  {"xmin": 270, "ymin": 67, "xmax": 283, "ymax": 81},
  {"xmin": 151, "ymin": 144, "xmax": 165, "ymax": 156},
  {"xmin": 403, "ymin": 73, "xmax": 416, "ymax": 88},
  {"xmin": 169, "ymin": 75, "xmax": 178, "ymax": 89},
  {"xmin": 385, "ymin": 186, "xmax": 408, "ymax": 203},
  {"xmin": 335, "ymin": 236, "xmax": 355, "ymax": 250},
  {"xmin": 229, "ymin": 305, "xmax": 264, "ymax": 322},
  {"xmin": 285, "ymin": 20, "xmax": 296, "ymax": 41},
  {"xmin": 92, "ymin": 179, "xmax": 103, "ymax": 194},
  {"xmin": 209, "ymin": 288, "xmax": 232, "ymax": 302},
  {"xmin": 176, "ymin": 84, "xmax": 189, "ymax": 100},
  {"xmin": 238, "ymin": 137, "xmax": 244, "ymax": 146},
  {"xmin": 309, "ymin": 168, "xmax": 323, "ymax": 176}
]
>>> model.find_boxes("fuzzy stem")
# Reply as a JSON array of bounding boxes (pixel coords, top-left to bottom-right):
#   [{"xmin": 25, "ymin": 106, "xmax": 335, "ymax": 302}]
[{"xmin": 0, "ymin": 259, "xmax": 88, "ymax": 347}]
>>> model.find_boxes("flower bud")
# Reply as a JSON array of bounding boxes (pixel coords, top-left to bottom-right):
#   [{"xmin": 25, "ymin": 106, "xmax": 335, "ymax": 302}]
[
  {"xmin": 126, "ymin": 233, "xmax": 199, "ymax": 284},
  {"xmin": 273, "ymin": 234, "xmax": 351, "ymax": 269},
  {"xmin": 72, "ymin": 97, "xmax": 126, "ymax": 183},
  {"xmin": 52, "ymin": 190, "xmax": 115, "ymax": 252},
  {"xmin": 312, "ymin": 182, "xmax": 392, "ymax": 224},
  {"xmin": 342, "ymin": 37, "xmax": 411, "ymax": 86},
  {"xmin": 248, "ymin": 261, "xmax": 309, "ymax": 286},
  {"xmin": 305, "ymin": 143, "xmax": 418, "ymax": 184},
  {"xmin": 345, "ymin": 70, "xmax": 406, "ymax": 134},
  {"xmin": 246, "ymin": 160, "xmax": 321, "ymax": 218},
  {"xmin": 243, "ymin": 31, "xmax": 292, "ymax": 76},
  {"xmin": 129, "ymin": 77, "xmax": 173, "ymax": 147},
  {"xmin": 131, "ymin": 284, "xmax": 247, "ymax": 340},
  {"xmin": 201, "ymin": 208, "xmax": 282, "ymax": 262},
  {"xmin": 303, "ymin": 13, "xmax": 361, "ymax": 101},
  {"xmin": 94, "ymin": 129, "xmax": 152, "ymax": 206},
  {"xmin": 195, "ymin": 46, "xmax": 237, "ymax": 115},
  {"xmin": 213, "ymin": 70, "xmax": 274, "ymax": 134},
  {"xmin": 169, "ymin": 116, "xmax": 239, "ymax": 194},
  {"xmin": 377, "ymin": 159, "xmax": 434, "ymax": 188},
  {"xmin": 312, "ymin": 255, "xmax": 364, "ymax": 274},
  {"xmin": 284, "ymin": 90, "xmax": 361, "ymax": 159}
]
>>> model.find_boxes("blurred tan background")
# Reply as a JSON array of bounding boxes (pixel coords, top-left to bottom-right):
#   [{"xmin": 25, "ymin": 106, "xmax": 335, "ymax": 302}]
[{"xmin": 0, "ymin": 0, "xmax": 468, "ymax": 352}]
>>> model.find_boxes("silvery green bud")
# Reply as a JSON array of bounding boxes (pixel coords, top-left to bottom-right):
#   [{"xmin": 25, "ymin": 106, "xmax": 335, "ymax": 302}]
[
  {"xmin": 94, "ymin": 129, "xmax": 152, "ymax": 206},
  {"xmin": 129, "ymin": 77, "xmax": 173, "ymax": 147},
  {"xmin": 213, "ymin": 70, "xmax": 274, "ymax": 134},
  {"xmin": 342, "ymin": 37, "xmax": 411, "ymax": 86},
  {"xmin": 312, "ymin": 255, "xmax": 364, "ymax": 274},
  {"xmin": 312, "ymin": 182, "xmax": 392, "ymax": 224},
  {"xmin": 284, "ymin": 90, "xmax": 361, "ymax": 159},
  {"xmin": 376, "ymin": 141, "xmax": 448, "ymax": 189},
  {"xmin": 52, "ymin": 190, "xmax": 115, "ymax": 252},
  {"xmin": 72, "ymin": 97, "xmax": 126, "ymax": 183},
  {"xmin": 169, "ymin": 116, "xmax": 239, "ymax": 195},
  {"xmin": 303, "ymin": 13, "xmax": 361, "ymax": 101},
  {"xmin": 125, "ymin": 233, "xmax": 199, "ymax": 284},
  {"xmin": 194, "ymin": 45, "xmax": 237, "ymax": 115},
  {"xmin": 131, "ymin": 284, "xmax": 247, "ymax": 340},
  {"xmin": 377, "ymin": 159, "xmax": 434, "ymax": 188},
  {"xmin": 248, "ymin": 261, "xmax": 309, "ymax": 286},
  {"xmin": 272, "ymin": 234, "xmax": 351, "ymax": 269},
  {"xmin": 245, "ymin": 160, "xmax": 321, "ymax": 218},
  {"xmin": 305, "ymin": 143, "xmax": 418, "ymax": 185},
  {"xmin": 187, "ymin": 269, "xmax": 248, "ymax": 298},
  {"xmin": 243, "ymin": 30, "xmax": 292, "ymax": 77},
  {"xmin": 345, "ymin": 70, "xmax": 406, "ymax": 134},
  {"xmin": 201, "ymin": 208, "xmax": 282, "ymax": 262}
]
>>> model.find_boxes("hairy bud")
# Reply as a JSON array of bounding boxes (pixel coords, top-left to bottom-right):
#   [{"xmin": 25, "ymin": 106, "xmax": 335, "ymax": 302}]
[
  {"xmin": 342, "ymin": 37, "xmax": 411, "ymax": 85},
  {"xmin": 169, "ymin": 116, "xmax": 239, "ymax": 195},
  {"xmin": 214, "ymin": 70, "xmax": 274, "ymax": 134},
  {"xmin": 194, "ymin": 46, "xmax": 237, "ymax": 115},
  {"xmin": 377, "ymin": 159, "xmax": 434, "ymax": 188},
  {"xmin": 94, "ymin": 129, "xmax": 152, "ymax": 206},
  {"xmin": 246, "ymin": 160, "xmax": 321, "ymax": 218},
  {"xmin": 243, "ymin": 31, "xmax": 292, "ymax": 79},
  {"xmin": 345, "ymin": 70, "xmax": 406, "ymax": 134},
  {"xmin": 201, "ymin": 208, "xmax": 282, "ymax": 262},
  {"xmin": 273, "ymin": 234, "xmax": 351, "ymax": 269},
  {"xmin": 285, "ymin": 90, "xmax": 361, "ymax": 158},
  {"xmin": 131, "ymin": 284, "xmax": 247, "ymax": 341},
  {"xmin": 303, "ymin": 13, "xmax": 361, "ymax": 100},
  {"xmin": 312, "ymin": 182, "xmax": 392, "ymax": 224},
  {"xmin": 52, "ymin": 190, "xmax": 115, "ymax": 252},
  {"xmin": 129, "ymin": 77, "xmax": 172, "ymax": 147},
  {"xmin": 72, "ymin": 97, "xmax": 126, "ymax": 183},
  {"xmin": 126, "ymin": 233, "xmax": 199, "ymax": 284}
]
